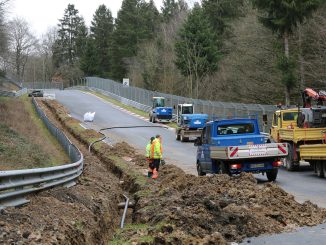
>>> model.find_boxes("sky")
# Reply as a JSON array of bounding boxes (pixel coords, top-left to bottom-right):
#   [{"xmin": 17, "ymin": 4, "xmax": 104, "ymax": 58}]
[{"xmin": 7, "ymin": 0, "xmax": 166, "ymax": 38}]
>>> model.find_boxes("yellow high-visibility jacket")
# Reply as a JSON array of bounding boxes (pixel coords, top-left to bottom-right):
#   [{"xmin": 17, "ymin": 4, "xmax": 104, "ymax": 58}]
[
  {"xmin": 151, "ymin": 138, "xmax": 162, "ymax": 159},
  {"xmin": 146, "ymin": 141, "xmax": 152, "ymax": 158}
]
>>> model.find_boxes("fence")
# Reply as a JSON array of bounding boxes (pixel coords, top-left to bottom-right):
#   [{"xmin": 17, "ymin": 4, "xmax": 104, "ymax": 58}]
[
  {"xmin": 82, "ymin": 77, "xmax": 277, "ymax": 131},
  {"xmin": 0, "ymin": 97, "xmax": 83, "ymax": 209},
  {"xmin": 0, "ymin": 88, "xmax": 27, "ymax": 97}
]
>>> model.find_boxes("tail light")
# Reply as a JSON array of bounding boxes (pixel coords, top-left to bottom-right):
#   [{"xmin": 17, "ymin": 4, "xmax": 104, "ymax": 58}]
[
  {"xmin": 272, "ymin": 160, "xmax": 282, "ymax": 167},
  {"xmin": 230, "ymin": 163, "xmax": 242, "ymax": 170}
]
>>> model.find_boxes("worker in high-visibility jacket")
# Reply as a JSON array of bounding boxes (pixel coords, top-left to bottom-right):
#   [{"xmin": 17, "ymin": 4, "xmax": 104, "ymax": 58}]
[
  {"xmin": 151, "ymin": 134, "xmax": 163, "ymax": 179},
  {"xmin": 146, "ymin": 137, "xmax": 155, "ymax": 178}
]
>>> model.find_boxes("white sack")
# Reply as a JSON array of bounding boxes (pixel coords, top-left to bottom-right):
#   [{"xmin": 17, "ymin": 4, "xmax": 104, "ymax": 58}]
[{"xmin": 83, "ymin": 112, "xmax": 96, "ymax": 122}]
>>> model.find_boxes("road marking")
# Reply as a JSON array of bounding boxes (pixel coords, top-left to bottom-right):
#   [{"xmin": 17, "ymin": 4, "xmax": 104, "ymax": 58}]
[
  {"xmin": 79, "ymin": 90, "xmax": 174, "ymax": 129},
  {"xmin": 79, "ymin": 123, "xmax": 87, "ymax": 129}
]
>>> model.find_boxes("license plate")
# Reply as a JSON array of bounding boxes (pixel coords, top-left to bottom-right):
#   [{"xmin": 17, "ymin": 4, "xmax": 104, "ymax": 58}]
[{"xmin": 250, "ymin": 163, "xmax": 265, "ymax": 168}]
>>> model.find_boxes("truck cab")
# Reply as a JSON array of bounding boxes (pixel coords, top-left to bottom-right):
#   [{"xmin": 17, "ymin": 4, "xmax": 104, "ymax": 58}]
[
  {"xmin": 149, "ymin": 97, "xmax": 173, "ymax": 123},
  {"xmin": 270, "ymin": 107, "xmax": 326, "ymax": 171},
  {"xmin": 195, "ymin": 118, "xmax": 288, "ymax": 181},
  {"xmin": 175, "ymin": 104, "xmax": 208, "ymax": 142}
]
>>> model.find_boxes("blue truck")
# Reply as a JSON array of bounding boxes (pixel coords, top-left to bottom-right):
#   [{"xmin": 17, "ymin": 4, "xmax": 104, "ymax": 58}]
[
  {"xmin": 195, "ymin": 118, "xmax": 288, "ymax": 181},
  {"xmin": 175, "ymin": 104, "xmax": 208, "ymax": 142},
  {"xmin": 149, "ymin": 97, "xmax": 173, "ymax": 123}
]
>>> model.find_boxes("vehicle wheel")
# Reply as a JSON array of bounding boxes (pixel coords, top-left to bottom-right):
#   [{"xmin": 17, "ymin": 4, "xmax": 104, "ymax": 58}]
[
  {"xmin": 176, "ymin": 132, "xmax": 180, "ymax": 141},
  {"xmin": 283, "ymin": 143, "xmax": 298, "ymax": 171},
  {"xmin": 266, "ymin": 169, "xmax": 278, "ymax": 181},
  {"xmin": 322, "ymin": 161, "xmax": 326, "ymax": 178},
  {"xmin": 180, "ymin": 134, "xmax": 188, "ymax": 142},
  {"xmin": 316, "ymin": 161, "xmax": 324, "ymax": 178},
  {"xmin": 151, "ymin": 116, "xmax": 155, "ymax": 123},
  {"xmin": 219, "ymin": 162, "xmax": 230, "ymax": 175},
  {"xmin": 197, "ymin": 162, "xmax": 206, "ymax": 176}
]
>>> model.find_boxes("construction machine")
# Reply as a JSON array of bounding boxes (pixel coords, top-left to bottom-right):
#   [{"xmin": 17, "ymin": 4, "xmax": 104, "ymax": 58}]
[
  {"xmin": 175, "ymin": 104, "xmax": 208, "ymax": 142},
  {"xmin": 149, "ymin": 97, "xmax": 173, "ymax": 123},
  {"xmin": 270, "ymin": 88, "xmax": 326, "ymax": 172}
]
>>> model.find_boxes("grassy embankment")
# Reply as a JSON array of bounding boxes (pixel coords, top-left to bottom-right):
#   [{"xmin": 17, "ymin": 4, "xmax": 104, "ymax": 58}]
[{"xmin": 0, "ymin": 96, "xmax": 69, "ymax": 170}]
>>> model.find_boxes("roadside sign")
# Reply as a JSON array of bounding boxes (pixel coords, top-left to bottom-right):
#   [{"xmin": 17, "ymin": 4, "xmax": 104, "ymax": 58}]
[{"xmin": 123, "ymin": 78, "xmax": 129, "ymax": 87}]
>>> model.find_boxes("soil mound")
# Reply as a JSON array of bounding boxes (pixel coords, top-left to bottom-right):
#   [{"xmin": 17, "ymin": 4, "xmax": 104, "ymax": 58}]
[{"xmin": 133, "ymin": 165, "xmax": 326, "ymax": 243}]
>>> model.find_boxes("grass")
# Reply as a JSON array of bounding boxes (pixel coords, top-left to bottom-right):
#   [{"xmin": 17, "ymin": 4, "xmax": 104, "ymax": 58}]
[
  {"xmin": 0, "ymin": 97, "xmax": 69, "ymax": 170},
  {"xmin": 84, "ymin": 90, "xmax": 177, "ymax": 128}
]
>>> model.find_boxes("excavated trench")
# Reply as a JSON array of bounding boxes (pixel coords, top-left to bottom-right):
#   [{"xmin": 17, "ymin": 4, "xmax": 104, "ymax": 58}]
[{"xmin": 1, "ymin": 98, "xmax": 326, "ymax": 245}]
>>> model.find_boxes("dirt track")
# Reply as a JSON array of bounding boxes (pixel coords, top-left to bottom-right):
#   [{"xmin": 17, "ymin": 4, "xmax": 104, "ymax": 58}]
[{"xmin": 1, "ymin": 98, "xmax": 326, "ymax": 245}]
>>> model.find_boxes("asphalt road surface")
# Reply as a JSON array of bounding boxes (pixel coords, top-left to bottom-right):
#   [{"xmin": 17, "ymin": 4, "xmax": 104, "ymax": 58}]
[{"xmin": 55, "ymin": 90, "xmax": 326, "ymax": 243}]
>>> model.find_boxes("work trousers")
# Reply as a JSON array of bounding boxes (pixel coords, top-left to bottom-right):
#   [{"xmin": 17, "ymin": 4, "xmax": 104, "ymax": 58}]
[{"xmin": 152, "ymin": 159, "xmax": 161, "ymax": 171}]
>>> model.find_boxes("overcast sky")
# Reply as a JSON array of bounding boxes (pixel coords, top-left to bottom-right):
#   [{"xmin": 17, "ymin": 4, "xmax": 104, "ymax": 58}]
[{"xmin": 8, "ymin": 0, "xmax": 167, "ymax": 38}]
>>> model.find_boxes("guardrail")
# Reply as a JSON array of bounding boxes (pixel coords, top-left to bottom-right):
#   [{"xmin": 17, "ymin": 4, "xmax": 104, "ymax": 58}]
[
  {"xmin": 0, "ymin": 88, "xmax": 27, "ymax": 97},
  {"xmin": 0, "ymin": 97, "xmax": 83, "ymax": 209}
]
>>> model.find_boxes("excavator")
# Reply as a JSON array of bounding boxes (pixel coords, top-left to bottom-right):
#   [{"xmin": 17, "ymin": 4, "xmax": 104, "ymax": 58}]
[
  {"xmin": 302, "ymin": 88, "xmax": 326, "ymax": 108},
  {"xmin": 270, "ymin": 88, "xmax": 326, "ymax": 174}
]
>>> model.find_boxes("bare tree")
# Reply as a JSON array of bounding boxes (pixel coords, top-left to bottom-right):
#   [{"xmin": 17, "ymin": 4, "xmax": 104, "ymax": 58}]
[
  {"xmin": 7, "ymin": 17, "xmax": 37, "ymax": 82},
  {"xmin": 0, "ymin": 0, "xmax": 10, "ymax": 72}
]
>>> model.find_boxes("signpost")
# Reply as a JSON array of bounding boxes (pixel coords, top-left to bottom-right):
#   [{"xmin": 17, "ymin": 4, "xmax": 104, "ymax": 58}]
[{"xmin": 123, "ymin": 78, "xmax": 129, "ymax": 87}]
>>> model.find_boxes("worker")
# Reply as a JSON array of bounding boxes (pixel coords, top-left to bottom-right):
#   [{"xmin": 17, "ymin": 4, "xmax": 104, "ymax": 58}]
[
  {"xmin": 151, "ymin": 134, "xmax": 163, "ymax": 179},
  {"xmin": 146, "ymin": 137, "xmax": 155, "ymax": 178}
]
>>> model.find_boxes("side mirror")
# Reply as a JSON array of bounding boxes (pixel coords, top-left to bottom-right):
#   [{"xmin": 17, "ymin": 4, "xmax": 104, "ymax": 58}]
[
  {"xmin": 194, "ymin": 137, "xmax": 202, "ymax": 146},
  {"xmin": 173, "ymin": 105, "xmax": 176, "ymax": 110}
]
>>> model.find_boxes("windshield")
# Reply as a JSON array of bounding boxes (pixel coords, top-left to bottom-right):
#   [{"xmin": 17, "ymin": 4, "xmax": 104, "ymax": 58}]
[
  {"xmin": 282, "ymin": 112, "xmax": 298, "ymax": 121},
  {"xmin": 182, "ymin": 106, "xmax": 193, "ymax": 114},
  {"xmin": 154, "ymin": 98, "xmax": 165, "ymax": 107},
  {"xmin": 217, "ymin": 123, "xmax": 255, "ymax": 135}
]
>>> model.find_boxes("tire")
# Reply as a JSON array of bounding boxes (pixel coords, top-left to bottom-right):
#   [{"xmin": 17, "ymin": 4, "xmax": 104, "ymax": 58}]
[
  {"xmin": 283, "ymin": 143, "xmax": 298, "ymax": 171},
  {"xmin": 180, "ymin": 133, "xmax": 188, "ymax": 142},
  {"xmin": 316, "ymin": 161, "xmax": 324, "ymax": 178},
  {"xmin": 176, "ymin": 131, "xmax": 180, "ymax": 141},
  {"xmin": 266, "ymin": 169, "xmax": 278, "ymax": 181},
  {"xmin": 219, "ymin": 162, "xmax": 230, "ymax": 175},
  {"xmin": 197, "ymin": 162, "xmax": 206, "ymax": 176},
  {"xmin": 322, "ymin": 161, "xmax": 326, "ymax": 178},
  {"xmin": 151, "ymin": 116, "xmax": 155, "ymax": 123}
]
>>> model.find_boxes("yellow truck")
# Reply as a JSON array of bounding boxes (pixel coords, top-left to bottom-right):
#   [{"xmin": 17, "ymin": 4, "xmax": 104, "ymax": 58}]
[{"xmin": 270, "ymin": 107, "xmax": 326, "ymax": 171}]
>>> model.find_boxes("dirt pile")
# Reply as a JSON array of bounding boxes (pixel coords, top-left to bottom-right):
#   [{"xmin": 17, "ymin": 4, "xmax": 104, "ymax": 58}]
[
  {"xmin": 0, "ymin": 99, "xmax": 132, "ymax": 244},
  {"xmin": 130, "ymin": 165, "xmax": 326, "ymax": 243}
]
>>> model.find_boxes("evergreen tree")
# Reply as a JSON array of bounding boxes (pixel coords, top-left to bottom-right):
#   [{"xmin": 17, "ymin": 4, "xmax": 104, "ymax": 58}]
[
  {"xmin": 80, "ymin": 37, "xmax": 98, "ymax": 76},
  {"xmin": 161, "ymin": 0, "xmax": 187, "ymax": 22},
  {"xmin": 87, "ymin": 4, "xmax": 114, "ymax": 77},
  {"xmin": 53, "ymin": 4, "xmax": 88, "ymax": 68},
  {"xmin": 202, "ymin": 0, "xmax": 245, "ymax": 35},
  {"xmin": 111, "ymin": 0, "xmax": 159, "ymax": 81},
  {"xmin": 251, "ymin": 0, "xmax": 322, "ymax": 105},
  {"xmin": 175, "ymin": 4, "xmax": 220, "ymax": 98}
]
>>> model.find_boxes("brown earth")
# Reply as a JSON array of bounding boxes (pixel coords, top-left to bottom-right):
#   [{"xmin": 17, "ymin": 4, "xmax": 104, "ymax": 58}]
[{"xmin": 1, "ymin": 98, "xmax": 326, "ymax": 245}]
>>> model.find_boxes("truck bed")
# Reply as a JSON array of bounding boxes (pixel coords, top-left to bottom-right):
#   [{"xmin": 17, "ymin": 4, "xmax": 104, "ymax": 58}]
[
  {"xmin": 279, "ymin": 128, "xmax": 326, "ymax": 143},
  {"xmin": 300, "ymin": 144, "xmax": 326, "ymax": 160},
  {"xmin": 210, "ymin": 143, "xmax": 288, "ymax": 160}
]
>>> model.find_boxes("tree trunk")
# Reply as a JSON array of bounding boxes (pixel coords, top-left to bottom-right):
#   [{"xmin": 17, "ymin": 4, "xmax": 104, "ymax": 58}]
[
  {"xmin": 284, "ymin": 31, "xmax": 290, "ymax": 106},
  {"xmin": 298, "ymin": 26, "xmax": 305, "ymax": 90}
]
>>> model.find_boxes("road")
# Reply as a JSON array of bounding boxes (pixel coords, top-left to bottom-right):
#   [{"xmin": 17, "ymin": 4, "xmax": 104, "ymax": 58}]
[{"xmin": 55, "ymin": 89, "xmax": 326, "ymax": 243}]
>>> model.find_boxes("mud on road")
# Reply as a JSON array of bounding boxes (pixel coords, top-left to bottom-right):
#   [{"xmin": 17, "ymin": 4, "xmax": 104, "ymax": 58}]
[{"xmin": 1, "ymin": 98, "xmax": 326, "ymax": 245}]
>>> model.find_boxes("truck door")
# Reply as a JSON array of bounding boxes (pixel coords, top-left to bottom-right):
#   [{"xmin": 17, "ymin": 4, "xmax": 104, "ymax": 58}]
[
  {"xmin": 201, "ymin": 125, "xmax": 212, "ymax": 171},
  {"xmin": 271, "ymin": 112, "xmax": 280, "ymax": 142}
]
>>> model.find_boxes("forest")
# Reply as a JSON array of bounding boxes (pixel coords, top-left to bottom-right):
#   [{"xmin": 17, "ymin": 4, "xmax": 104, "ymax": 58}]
[{"xmin": 0, "ymin": 0, "xmax": 325, "ymax": 105}]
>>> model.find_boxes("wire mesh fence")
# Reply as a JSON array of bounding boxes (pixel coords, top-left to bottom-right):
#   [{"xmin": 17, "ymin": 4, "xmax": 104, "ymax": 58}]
[{"xmin": 82, "ymin": 77, "xmax": 277, "ymax": 132}]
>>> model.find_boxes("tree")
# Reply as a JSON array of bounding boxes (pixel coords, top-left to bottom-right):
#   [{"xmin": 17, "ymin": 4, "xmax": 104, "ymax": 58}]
[
  {"xmin": 202, "ymin": 0, "xmax": 245, "ymax": 35},
  {"xmin": 175, "ymin": 4, "xmax": 220, "ymax": 98},
  {"xmin": 53, "ymin": 4, "xmax": 87, "ymax": 68},
  {"xmin": 111, "ymin": 0, "xmax": 159, "ymax": 80},
  {"xmin": 82, "ymin": 4, "xmax": 114, "ymax": 77},
  {"xmin": 0, "ymin": 0, "xmax": 10, "ymax": 73},
  {"xmin": 161, "ymin": 0, "xmax": 187, "ymax": 22},
  {"xmin": 251, "ymin": 0, "xmax": 323, "ymax": 105},
  {"xmin": 7, "ymin": 17, "xmax": 37, "ymax": 82}
]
